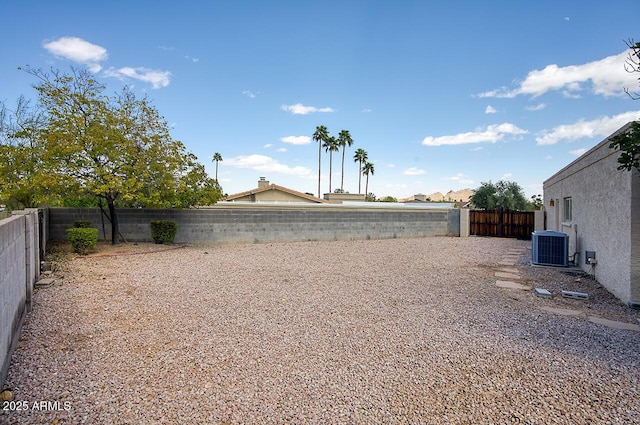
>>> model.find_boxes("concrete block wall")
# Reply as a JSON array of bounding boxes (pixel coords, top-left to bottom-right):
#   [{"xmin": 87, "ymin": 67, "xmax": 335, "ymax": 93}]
[
  {"xmin": 48, "ymin": 206, "xmax": 461, "ymax": 244},
  {"xmin": 1, "ymin": 216, "xmax": 26, "ymax": 388}
]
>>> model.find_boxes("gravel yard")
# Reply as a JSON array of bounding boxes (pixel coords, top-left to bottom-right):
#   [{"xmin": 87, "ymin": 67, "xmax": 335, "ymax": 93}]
[{"xmin": 2, "ymin": 237, "xmax": 639, "ymax": 424}]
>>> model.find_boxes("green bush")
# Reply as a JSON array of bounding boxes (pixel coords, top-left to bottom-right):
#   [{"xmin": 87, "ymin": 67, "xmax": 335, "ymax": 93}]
[
  {"xmin": 150, "ymin": 220, "xmax": 178, "ymax": 244},
  {"xmin": 66, "ymin": 227, "xmax": 98, "ymax": 255},
  {"xmin": 73, "ymin": 219, "xmax": 93, "ymax": 228}
]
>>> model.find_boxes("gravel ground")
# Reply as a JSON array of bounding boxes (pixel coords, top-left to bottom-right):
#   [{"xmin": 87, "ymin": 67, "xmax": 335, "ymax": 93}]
[{"xmin": 2, "ymin": 237, "xmax": 639, "ymax": 424}]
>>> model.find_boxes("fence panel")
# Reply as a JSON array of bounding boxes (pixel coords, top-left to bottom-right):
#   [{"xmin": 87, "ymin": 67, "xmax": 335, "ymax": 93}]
[{"xmin": 470, "ymin": 208, "xmax": 534, "ymax": 240}]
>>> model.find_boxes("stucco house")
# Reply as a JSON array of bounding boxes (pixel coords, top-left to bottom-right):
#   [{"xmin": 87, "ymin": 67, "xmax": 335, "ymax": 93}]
[
  {"xmin": 225, "ymin": 178, "xmax": 329, "ymax": 204},
  {"xmin": 543, "ymin": 122, "xmax": 639, "ymax": 307}
]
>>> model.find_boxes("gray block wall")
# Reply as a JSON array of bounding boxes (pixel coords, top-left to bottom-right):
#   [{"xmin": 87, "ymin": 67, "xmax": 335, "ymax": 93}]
[
  {"xmin": 48, "ymin": 206, "xmax": 461, "ymax": 244},
  {"xmin": 1, "ymin": 216, "xmax": 27, "ymax": 388}
]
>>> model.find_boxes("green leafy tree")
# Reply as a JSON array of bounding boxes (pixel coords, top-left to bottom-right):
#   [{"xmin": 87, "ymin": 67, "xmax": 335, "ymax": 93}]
[
  {"xmin": 312, "ymin": 125, "xmax": 329, "ymax": 198},
  {"xmin": 323, "ymin": 135, "xmax": 339, "ymax": 193},
  {"xmin": 212, "ymin": 152, "xmax": 223, "ymax": 181},
  {"xmin": 337, "ymin": 129, "xmax": 354, "ymax": 192},
  {"xmin": 609, "ymin": 121, "xmax": 640, "ymax": 174},
  {"xmin": 362, "ymin": 162, "xmax": 375, "ymax": 199},
  {"xmin": 471, "ymin": 180, "xmax": 529, "ymax": 210},
  {"xmin": 530, "ymin": 194, "xmax": 543, "ymax": 210},
  {"xmin": 353, "ymin": 148, "xmax": 368, "ymax": 194},
  {"xmin": 0, "ymin": 96, "xmax": 58, "ymax": 210},
  {"xmin": 18, "ymin": 67, "xmax": 220, "ymax": 243}
]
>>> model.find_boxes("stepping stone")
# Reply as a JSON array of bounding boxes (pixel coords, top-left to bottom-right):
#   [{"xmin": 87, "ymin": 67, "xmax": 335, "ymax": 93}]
[
  {"xmin": 495, "ymin": 271, "xmax": 520, "ymax": 280},
  {"xmin": 540, "ymin": 306, "xmax": 585, "ymax": 317},
  {"xmin": 587, "ymin": 317, "xmax": 640, "ymax": 331},
  {"xmin": 35, "ymin": 278, "xmax": 55, "ymax": 288},
  {"xmin": 496, "ymin": 280, "xmax": 530, "ymax": 290},
  {"xmin": 498, "ymin": 260, "xmax": 517, "ymax": 266},
  {"xmin": 534, "ymin": 288, "xmax": 552, "ymax": 298}
]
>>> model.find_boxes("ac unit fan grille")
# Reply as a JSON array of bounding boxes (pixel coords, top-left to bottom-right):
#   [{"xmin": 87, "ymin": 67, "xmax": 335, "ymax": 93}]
[{"xmin": 532, "ymin": 231, "xmax": 568, "ymax": 266}]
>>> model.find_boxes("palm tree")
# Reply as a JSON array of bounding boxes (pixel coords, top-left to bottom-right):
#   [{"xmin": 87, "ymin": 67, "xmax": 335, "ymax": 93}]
[
  {"xmin": 323, "ymin": 136, "xmax": 339, "ymax": 193},
  {"xmin": 313, "ymin": 125, "xmax": 329, "ymax": 198},
  {"xmin": 212, "ymin": 152, "xmax": 223, "ymax": 181},
  {"xmin": 337, "ymin": 130, "xmax": 354, "ymax": 192},
  {"xmin": 363, "ymin": 162, "xmax": 375, "ymax": 199},
  {"xmin": 353, "ymin": 148, "xmax": 368, "ymax": 194}
]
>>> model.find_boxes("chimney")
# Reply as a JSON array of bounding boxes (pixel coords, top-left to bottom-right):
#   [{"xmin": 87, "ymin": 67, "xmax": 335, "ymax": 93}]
[{"xmin": 258, "ymin": 177, "xmax": 269, "ymax": 188}]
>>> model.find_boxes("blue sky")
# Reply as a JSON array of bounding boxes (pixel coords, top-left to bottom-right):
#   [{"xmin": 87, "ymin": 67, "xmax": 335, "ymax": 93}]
[{"xmin": 2, "ymin": 1, "xmax": 639, "ymax": 200}]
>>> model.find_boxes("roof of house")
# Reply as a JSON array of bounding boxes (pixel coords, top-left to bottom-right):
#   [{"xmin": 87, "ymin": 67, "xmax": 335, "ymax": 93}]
[{"xmin": 225, "ymin": 183, "xmax": 330, "ymax": 204}]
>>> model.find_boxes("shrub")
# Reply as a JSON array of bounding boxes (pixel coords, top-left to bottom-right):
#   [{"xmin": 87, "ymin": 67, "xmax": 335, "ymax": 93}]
[
  {"xmin": 73, "ymin": 219, "xmax": 93, "ymax": 228},
  {"xmin": 150, "ymin": 220, "xmax": 178, "ymax": 244},
  {"xmin": 66, "ymin": 227, "xmax": 98, "ymax": 255}
]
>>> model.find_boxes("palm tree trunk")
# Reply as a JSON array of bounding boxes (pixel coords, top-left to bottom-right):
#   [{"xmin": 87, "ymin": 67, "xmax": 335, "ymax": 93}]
[
  {"xmin": 358, "ymin": 160, "xmax": 362, "ymax": 194},
  {"xmin": 328, "ymin": 151, "xmax": 333, "ymax": 193},
  {"xmin": 340, "ymin": 147, "xmax": 346, "ymax": 191},
  {"xmin": 317, "ymin": 141, "xmax": 321, "ymax": 198},
  {"xmin": 365, "ymin": 174, "xmax": 369, "ymax": 198},
  {"xmin": 215, "ymin": 161, "xmax": 219, "ymax": 181}
]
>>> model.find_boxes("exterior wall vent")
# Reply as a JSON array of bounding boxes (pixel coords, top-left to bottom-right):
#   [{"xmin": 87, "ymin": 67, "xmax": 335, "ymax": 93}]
[{"xmin": 532, "ymin": 230, "xmax": 568, "ymax": 266}]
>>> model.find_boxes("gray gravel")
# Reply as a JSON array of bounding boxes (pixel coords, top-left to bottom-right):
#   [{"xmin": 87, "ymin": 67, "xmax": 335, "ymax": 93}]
[{"xmin": 2, "ymin": 237, "xmax": 639, "ymax": 424}]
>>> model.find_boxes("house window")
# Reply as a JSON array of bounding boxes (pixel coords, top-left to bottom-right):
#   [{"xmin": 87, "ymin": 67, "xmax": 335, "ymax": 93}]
[{"xmin": 564, "ymin": 197, "xmax": 572, "ymax": 221}]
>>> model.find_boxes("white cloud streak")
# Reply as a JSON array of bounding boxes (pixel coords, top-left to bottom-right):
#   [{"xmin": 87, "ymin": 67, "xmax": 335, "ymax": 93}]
[
  {"xmin": 281, "ymin": 103, "xmax": 334, "ymax": 115},
  {"xmin": 403, "ymin": 167, "xmax": 426, "ymax": 176},
  {"xmin": 485, "ymin": 105, "xmax": 496, "ymax": 114},
  {"xmin": 103, "ymin": 67, "xmax": 171, "ymax": 89},
  {"xmin": 226, "ymin": 154, "xmax": 312, "ymax": 177},
  {"xmin": 422, "ymin": 123, "xmax": 528, "ymax": 146},
  {"xmin": 280, "ymin": 135, "xmax": 311, "ymax": 145},
  {"xmin": 535, "ymin": 111, "xmax": 640, "ymax": 145},
  {"xmin": 43, "ymin": 36, "xmax": 107, "ymax": 72},
  {"xmin": 569, "ymin": 148, "xmax": 587, "ymax": 157},
  {"xmin": 477, "ymin": 50, "xmax": 636, "ymax": 98}
]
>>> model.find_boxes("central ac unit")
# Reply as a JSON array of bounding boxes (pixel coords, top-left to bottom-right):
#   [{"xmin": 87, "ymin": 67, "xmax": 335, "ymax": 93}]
[{"xmin": 532, "ymin": 231, "xmax": 568, "ymax": 266}]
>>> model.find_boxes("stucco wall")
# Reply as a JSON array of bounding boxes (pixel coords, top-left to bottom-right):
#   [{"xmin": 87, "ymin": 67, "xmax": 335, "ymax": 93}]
[
  {"xmin": 47, "ymin": 205, "xmax": 461, "ymax": 244},
  {"xmin": 543, "ymin": 126, "xmax": 637, "ymax": 304}
]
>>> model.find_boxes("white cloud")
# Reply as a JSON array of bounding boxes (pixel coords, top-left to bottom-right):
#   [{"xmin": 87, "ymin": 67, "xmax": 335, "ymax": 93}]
[
  {"xmin": 422, "ymin": 123, "xmax": 528, "ymax": 146},
  {"xmin": 362, "ymin": 108, "xmax": 373, "ymax": 113},
  {"xmin": 500, "ymin": 173, "xmax": 513, "ymax": 180},
  {"xmin": 43, "ymin": 36, "xmax": 107, "ymax": 72},
  {"xmin": 281, "ymin": 103, "xmax": 334, "ymax": 115},
  {"xmin": 243, "ymin": 90, "xmax": 258, "ymax": 98},
  {"xmin": 477, "ymin": 50, "xmax": 635, "ymax": 98},
  {"xmin": 226, "ymin": 154, "xmax": 312, "ymax": 177},
  {"xmin": 485, "ymin": 105, "xmax": 497, "ymax": 114},
  {"xmin": 535, "ymin": 110, "xmax": 640, "ymax": 145},
  {"xmin": 570, "ymin": 148, "xmax": 587, "ymax": 157},
  {"xmin": 403, "ymin": 167, "xmax": 426, "ymax": 176},
  {"xmin": 185, "ymin": 56, "xmax": 199, "ymax": 63},
  {"xmin": 263, "ymin": 144, "xmax": 273, "ymax": 148},
  {"xmin": 103, "ymin": 67, "xmax": 171, "ymax": 89},
  {"xmin": 525, "ymin": 103, "xmax": 546, "ymax": 111},
  {"xmin": 443, "ymin": 173, "xmax": 474, "ymax": 185},
  {"xmin": 277, "ymin": 148, "xmax": 287, "ymax": 152},
  {"xmin": 281, "ymin": 135, "xmax": 311, "ymax": 145}
]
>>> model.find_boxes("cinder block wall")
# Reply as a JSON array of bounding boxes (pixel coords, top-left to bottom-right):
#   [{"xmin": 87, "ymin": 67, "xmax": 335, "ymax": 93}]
[
  {"xmin": 0, "ymin": 216, "xmax": 28, "ymax": 388},
  {"xmin": 48, "ymin": 206, "xmax": 461, "ymax": 244}
]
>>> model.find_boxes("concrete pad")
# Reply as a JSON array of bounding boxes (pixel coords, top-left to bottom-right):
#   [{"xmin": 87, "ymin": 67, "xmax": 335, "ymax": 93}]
[
  {"xmin": 540, "ymin": 306, "xmax": 585, "ymax": 317},
  {"xmin": 496, "ymin": 280, "xmax": 530, "ymax": 290},
  {"xmin": 587, "ymin": 317, "xmax": 640, "ymax": 332},
  {"xmin": 495, "ymin": 271, "xmax": 520, "ymax": 280},
  {"xmin": 497, "ymin": 267, "xmax": 518, "ymax": 273},
  {"xmin": 498, "ymin": 260, "xmax": 517, "ymax": 266}
]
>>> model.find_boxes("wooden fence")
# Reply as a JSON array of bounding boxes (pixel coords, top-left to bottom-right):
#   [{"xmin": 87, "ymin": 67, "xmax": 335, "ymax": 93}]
[{"xmin": 470, "ymin": 208, "xmax": 534, "ymax": 240}]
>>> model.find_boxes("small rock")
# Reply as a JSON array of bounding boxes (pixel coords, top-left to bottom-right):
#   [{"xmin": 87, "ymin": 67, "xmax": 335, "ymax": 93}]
[{"xmin": 0, "ymin": 389, "xmax": 12, "ymax": 401}]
